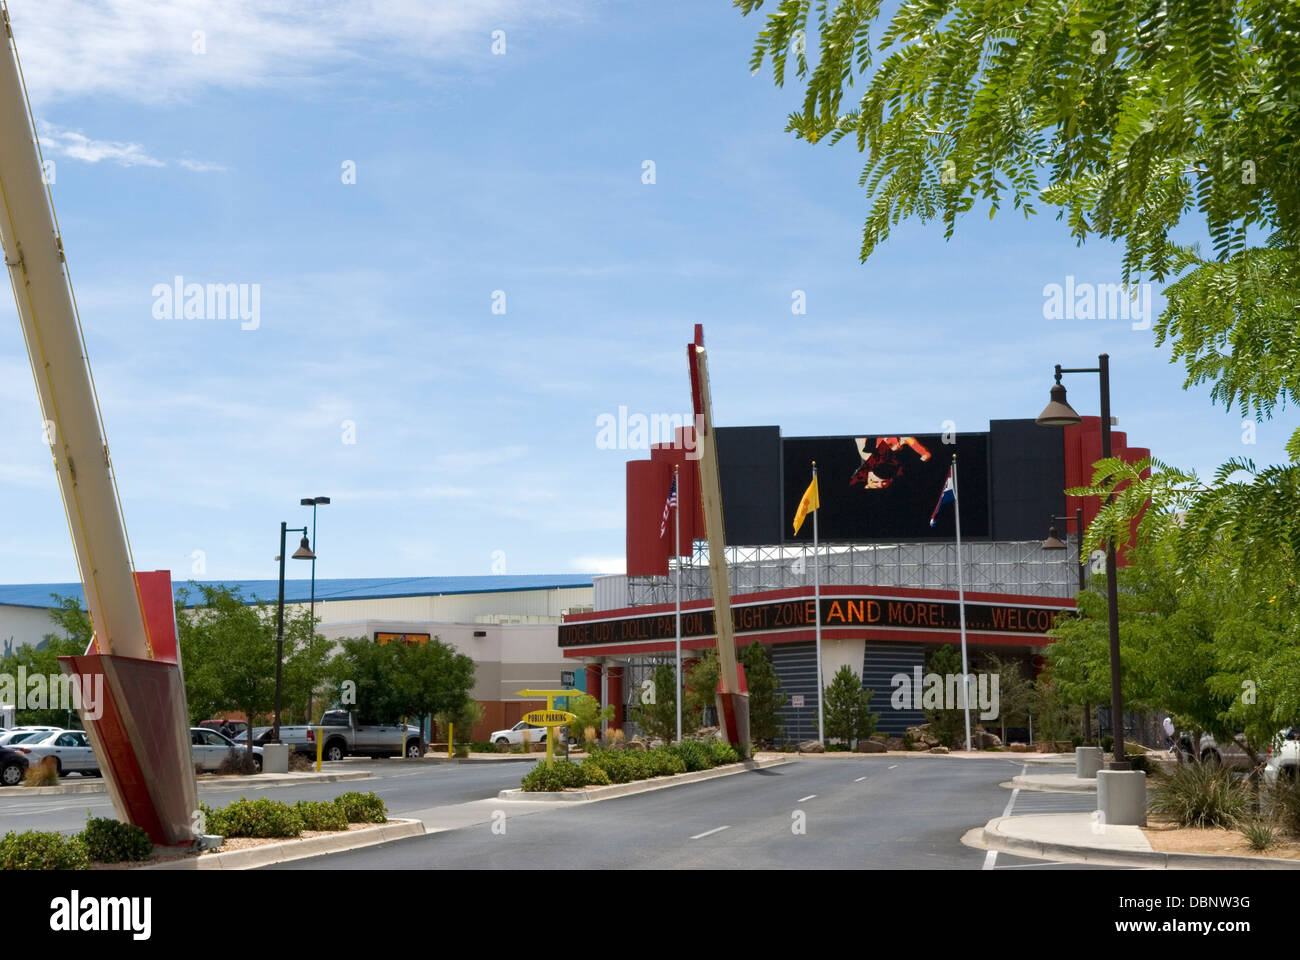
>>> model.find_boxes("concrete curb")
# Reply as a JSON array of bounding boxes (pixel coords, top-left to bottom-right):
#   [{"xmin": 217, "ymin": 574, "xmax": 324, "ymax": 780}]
[
  {"xmin": 0, "ymin": 769, "xmax": 371, "ymax": 797},
  {"xmin": 498, "ymin": 756, "xmax": 792, "ymax": 802},
  {"xmin": 977, "ymin": 816, "xmax": 1300, "ymax": 870},
  {"xmin": 139, "ymin": 819, "xmax": 425, "ymax": 870},
  {"xmin": 1008, "ymin": 774, "xmax": 1099, "ymax": 793}
]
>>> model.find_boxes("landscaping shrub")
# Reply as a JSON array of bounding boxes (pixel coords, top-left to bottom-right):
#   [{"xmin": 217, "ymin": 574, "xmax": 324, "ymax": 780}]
[
  {"xmin": 80, "ymin": 816, "xmax": 152, "ymax": 863},
  {"xmin": 217, "ymin": 749, "xmax": 257, "ymax": 776},
  {"xmin": 1150, "ymin": 761, "xmax": 1249, "ymax": 828},
  {"xmin": 1266, "ymin": 773, "xmax": 1300, "ymax": 835},
  {"xmin": 669, "ymin": 740, "xmax": 713, "ymax": 772},
  {"xmin": 1241, "ymin": 819, "xmax": 1277, "ymax": 851},
  {"xmin": 646, "ymin": 749, "xmax": 687, "ymax": 777},
  {"xmin": 288, "ymin": 751, "xmax": 314, "ymax": 772},
  {"xmin": 0, "ymin": 830, "xmax": 89, "ymax": 870},
  {"xmin": 24, "ymin": 763, "xmax": 58, "ymax": 787},
  {"xmin": 520, "ymin": 760, "xmax": 585, "ymax": 792},
  {"xmin": 333, "ymin": 791, "xmax": 388, "ymax": 823},
  {"xmin": 295, "ymin": 800, "xmax": 349, "ymax": 831},
  {"xmin": 584, "ymin": 749, "xmax": 643, "ymax": 784},
  {"xmin": 207, "ymin": 797, "xmax": 304, "ymax": 838},
  {"xmin": 579, "ymin": 759, "xmax": 610, "ymax": 786},
  {"xmin": 706, "ymin": 740, "xmax": 740, "ymax": 765}
]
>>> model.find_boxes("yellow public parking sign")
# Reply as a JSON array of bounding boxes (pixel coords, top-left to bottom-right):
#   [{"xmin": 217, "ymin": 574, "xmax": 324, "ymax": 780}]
[
  {"xmin": 517, "ymin": 688, "xmax": 579, "ymax": 765},
  {"xmin": 524, "ymin": 710, "xmax": 576, "ymax": 726}
]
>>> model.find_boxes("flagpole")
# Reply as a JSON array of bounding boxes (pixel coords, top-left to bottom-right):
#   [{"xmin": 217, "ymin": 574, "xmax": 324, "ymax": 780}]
[
  {"xmin": 812, "ymin": 461, "xmax": 824, "ymax": 744},
  {"xmin": 952, "ymin": 454, "xmax": 972, "ymax": 752},
  {"xmin": 674, "ymin": 464, "xmax": 682, "ymax": 743}
]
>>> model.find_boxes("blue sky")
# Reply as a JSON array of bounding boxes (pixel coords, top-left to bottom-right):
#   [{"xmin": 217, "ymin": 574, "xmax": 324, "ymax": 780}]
[{"xmin": 0, "ymin": 0, "xmax": 1291, "ymax": 585}]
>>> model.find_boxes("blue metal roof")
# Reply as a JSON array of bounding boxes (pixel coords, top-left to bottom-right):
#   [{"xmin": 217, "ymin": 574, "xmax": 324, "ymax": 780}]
[{"xmin": 0, "ymin": 574, "xmax": 595, "ymax": 610}]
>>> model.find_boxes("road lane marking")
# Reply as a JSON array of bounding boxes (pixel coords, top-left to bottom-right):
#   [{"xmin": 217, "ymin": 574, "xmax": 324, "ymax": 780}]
[
  {"xmin": 854, "ymin": 776, "xmax": 867, "ymax": 782},
  {"xmin": 690, "ymin": 825, "xmax": 730, "ymax": 840},
  {"xmin": 982, "ymin": 763, "xmax": 1026, "ymax": 871},
  {"xmin": 888, "ymin": 764, "xmax": 898, "ymax": 770},
  {"xmin": 797, "ymin": 794, "xmax": 817, "ymax": 802}
]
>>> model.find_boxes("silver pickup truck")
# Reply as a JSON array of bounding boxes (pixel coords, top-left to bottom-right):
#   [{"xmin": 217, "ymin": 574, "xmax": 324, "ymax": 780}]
[{"xmin": 302, "ymin": 710, "xmax": 424, "ymax": 761}]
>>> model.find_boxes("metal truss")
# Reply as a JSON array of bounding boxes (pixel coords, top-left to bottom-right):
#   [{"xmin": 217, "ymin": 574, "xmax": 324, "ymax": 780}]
[{"xmin": 626, "ymin": 540, "xmax": 1083, "ymax": 608}]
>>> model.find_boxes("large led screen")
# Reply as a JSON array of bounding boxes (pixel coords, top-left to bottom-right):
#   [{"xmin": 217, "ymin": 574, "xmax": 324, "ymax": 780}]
[{"xmin": 782, "ymin": 433, "xmax": 990, "ymax": 541}]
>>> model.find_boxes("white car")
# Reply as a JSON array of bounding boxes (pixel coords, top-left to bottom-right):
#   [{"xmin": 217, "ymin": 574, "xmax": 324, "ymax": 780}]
[
  {"xmin": 1263, "ymin": 728, "xmax": 1300, "ymax": 784},
  {"xmin": 0, "ymin": 726, "xmax": 59, "ymax": 746},
  {"xmin": 14, "ymin": 729, "xmax": 99, "ymax": 777},
  {"xmin": 489, "ymin": 721, "xmax": 555, "ymax": 746},
  {"xmin": 190, "ymin": 727, "xmax": 263, "ymax": 773}
]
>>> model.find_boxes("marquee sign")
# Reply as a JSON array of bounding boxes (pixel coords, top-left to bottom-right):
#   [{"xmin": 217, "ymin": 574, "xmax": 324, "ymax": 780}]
[{"xmin": 558, "ymin": 595, "xmax": 1068, "ymax": 648}]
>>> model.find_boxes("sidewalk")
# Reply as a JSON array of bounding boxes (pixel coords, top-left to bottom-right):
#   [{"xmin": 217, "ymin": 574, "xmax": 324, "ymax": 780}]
[
  {"xmin": 1010, "ymin": 771, "xmax": 1098, "ymax": 792},
  {"xmin": 974, "ymin": 814, "xmax": 1300, "ymax": 869}
]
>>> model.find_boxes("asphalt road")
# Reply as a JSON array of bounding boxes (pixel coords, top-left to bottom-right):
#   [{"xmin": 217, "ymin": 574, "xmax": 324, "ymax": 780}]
[
  {"xmin": 0, "ymin": 758, "xmax": 539, "ymax": 835},
  {"xmin": 268, "ymin": 756, "xmax": 1101, "ymax": 870}
]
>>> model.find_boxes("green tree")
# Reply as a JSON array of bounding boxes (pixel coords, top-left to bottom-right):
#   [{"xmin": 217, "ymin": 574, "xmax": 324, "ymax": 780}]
[
  {"xmin": 564, "ymin": 692, "xmax": 614, "ymax": 747},
  {"xmin": 435, "ymin": 700, "xmax": 483, "ymax": 747},
  {"xmin": 326, "ymin": 636, "xmax": 475, "ymax": 725},
  {"xmin": 685, "ymin": 649, "xmax": 721, "ymax": 728},
  {"xmin": 983, "ymin": 653, "xmax": 1034, "ymax": 745},
  {"xmin": 176, "ymin": 585, "xmax": 277, "ymax": 731},
  {"xmin": 924, "ymin": 645, "xmax": 970, "ymax": 749},
  {"xmin": 823, "ymin": 665, "xmax": 877, "ymax": 747},
  {"xmin": 740, "ymin": 0, "xmax": 1299, "ymax": 451},
  {"xmin": 741, "ymin": 642, "xmax": 786, "ymax": 742},
  {"xmin": 0, "ymin": 596, "xmax": 88, "ymax": 726},
  {"xmin": 632, "ymin": 663, "xmax": 681, "ymax": 742}
]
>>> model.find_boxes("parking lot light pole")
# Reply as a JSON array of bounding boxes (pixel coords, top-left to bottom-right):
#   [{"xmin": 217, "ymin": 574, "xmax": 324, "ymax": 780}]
[
  {"xmin": 300, "ymin": 496, "xmax": 330, "ymax": 723},
  {"xmin": 1036, "ymin": 354, "xmax": 1129, "ymax": 770},
  {"xmin": 274, "ymin": 522, "xmax": 315, "ymax": 744}
]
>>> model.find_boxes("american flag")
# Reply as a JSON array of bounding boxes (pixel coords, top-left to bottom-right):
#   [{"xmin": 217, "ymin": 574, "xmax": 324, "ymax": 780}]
[{"xmin": 659, "ymin": 475, "xmax": 678, "ymax": 538}]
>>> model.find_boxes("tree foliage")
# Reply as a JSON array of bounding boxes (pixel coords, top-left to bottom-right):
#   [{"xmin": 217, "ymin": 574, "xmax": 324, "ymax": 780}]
[
  {"xmin": 740, "ymin": 0, "xmax": 1300, "ymax": 449},
  {"xmin": 741, "ymin": 641, "xmax": 787, "ymax": 742},
  {"xmin": 326, "ymin": 635, "xmax": 475, "ymax": 725},
  {"xmin": 823, "ymin": 664, "xmax": 877, "ymax": 745}
]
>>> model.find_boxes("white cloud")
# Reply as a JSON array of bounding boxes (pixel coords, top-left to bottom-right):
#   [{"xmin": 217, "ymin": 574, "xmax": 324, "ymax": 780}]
[
  {"xmin": 5, "ymin": 0, "xmax": 586, "ymax": 105},
  {"xmin": 36, "ymin": 121, "xmax": 228, "ymax": 172},
  {"xmin": 37, "ymin": 122, "xmax": 163, "ymax": 167}
]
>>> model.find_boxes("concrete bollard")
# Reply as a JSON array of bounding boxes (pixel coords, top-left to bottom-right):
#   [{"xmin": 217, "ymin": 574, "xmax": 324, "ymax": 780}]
[
  {"xmin": 1096, "ymin": 769, "xmax": 1147, "ymax": 826},
  {"xmin": 1076, "ymin": 746, "xmax": 1103, "ymax": 779},
  {"xmin": 262, "ymin": 743, "xmax": 289, "ymax": 775}
]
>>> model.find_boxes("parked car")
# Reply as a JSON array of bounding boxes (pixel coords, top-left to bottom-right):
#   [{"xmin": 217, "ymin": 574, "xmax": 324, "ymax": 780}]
[
  {"xmin": 198, "ymin": 719, "xmax": 249, "ymax": 740},
  {"xmin": 0, "ymin": 726, "xmax": 59, "ymax": 746},
  {"xmin": 1196, "ymin": 732, "xmax": 1261, "ymax": 770},
  {"xmin": 1263, "ymin": 728, "xmax": 1300, "ymax": 784},
  {"xmin": 14, "ymin": 729, "xmax": 99, "ymax": 777},
  {"xmin": 489, "ymin": 720, "xmax": 553, "ymax": 747},
  {"xmin": 190, "ymin": 728, "xmax": 262, "ymax": 773},
  {"xmin": 0, "ymin": 745, "xmax": 29, "ymax": 786},
  {"xmin": 306, "ymin": 710, "xmax": 422, "ymax": 761}
]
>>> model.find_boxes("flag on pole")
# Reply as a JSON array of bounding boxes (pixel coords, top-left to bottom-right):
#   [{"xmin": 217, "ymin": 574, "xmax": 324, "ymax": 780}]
[
  {"xmin": 929, "ymin": 467, "xmax": 956, "ymax": 526},
  {"xmin": 792, "ymin": 475, "xmax": 820, "ymax": 535},
  {"xmin": 659, "ymin": 474, "xmax": 678, "ymax": 538}
]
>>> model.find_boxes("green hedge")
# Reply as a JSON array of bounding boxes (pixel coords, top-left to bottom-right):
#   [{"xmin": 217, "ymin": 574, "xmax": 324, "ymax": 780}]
[
  {"xmin": 296, "ymin": 800, "xmax": 350, "ymax": 831},
  {"xmin": 333, "ymin": 791, "xmax": 388, "ymax": 823},
  {"xmin": 207, "ymin": 797, "xmax": 304, "ymax": 838},
  {"xmin": 80, "ymin": 816, "xmax": 152, "ymax": 863},
  {"xmin": 0, "ymin": 831, "xmax": 89, "ymax": 870},
  {"xmin": 520, "ymin": 741, "xmax": 743, "ymax": 792}
]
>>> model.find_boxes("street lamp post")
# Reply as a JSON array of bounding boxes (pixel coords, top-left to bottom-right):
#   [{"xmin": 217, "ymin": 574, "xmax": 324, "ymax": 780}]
[
  {"xmin": 300, "ymin": 496, "xmax": 330, "ymax": 723},
  {"xmin": 1036, "ymin": 354, "xmax": 1129, "ymax": 770},
  {"xmin": 274, "ymin": 522, "xmax": 315, "ymax": 744}
]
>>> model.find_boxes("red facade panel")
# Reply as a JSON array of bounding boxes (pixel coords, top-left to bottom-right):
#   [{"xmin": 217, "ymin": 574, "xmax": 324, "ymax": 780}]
[{"xmin": 626, "ymin": 459, "xmax": 673, "ymax": 576}]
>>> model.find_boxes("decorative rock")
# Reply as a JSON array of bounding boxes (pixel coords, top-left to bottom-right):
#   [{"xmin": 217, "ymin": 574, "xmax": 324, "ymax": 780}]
[
  {"xmin": 885, "ymin": 738, "xmax": 905, "ymax": 751},
  {"xmin": 797, "ymin": 740, "xmax": 825, "ymax": 754},
  {"xmin": 856, "ymin": 739, "xmax": 887, "ymax": 753},
  {"xmin": 929, "ymin": 746, "xmax": 950, "ymax": 754},
  {"xmin": 1008, "ymin": 742, "xmax": 1030, "ymax": 752}
]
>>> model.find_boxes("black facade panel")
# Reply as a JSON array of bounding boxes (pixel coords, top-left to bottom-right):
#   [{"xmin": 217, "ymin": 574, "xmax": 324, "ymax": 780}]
[
  {"xmin": 716, "ymin": 426, "xmax": 783, "ymax": 546},
  {"xmin": 988, "ymin": 418, "xmax": 1067, "ymax": 540}
]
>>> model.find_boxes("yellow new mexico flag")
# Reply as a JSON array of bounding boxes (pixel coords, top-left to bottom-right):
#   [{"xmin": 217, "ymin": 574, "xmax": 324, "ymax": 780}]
[{"xmin": 792, "ymin": 475, "xmax": 820, "ymax": 535}]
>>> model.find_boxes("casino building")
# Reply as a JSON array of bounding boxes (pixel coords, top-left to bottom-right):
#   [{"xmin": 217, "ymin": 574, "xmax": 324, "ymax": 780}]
[{"xmin": 561, "ymin": 417, "xmax": 1149, "ymax": 742}]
